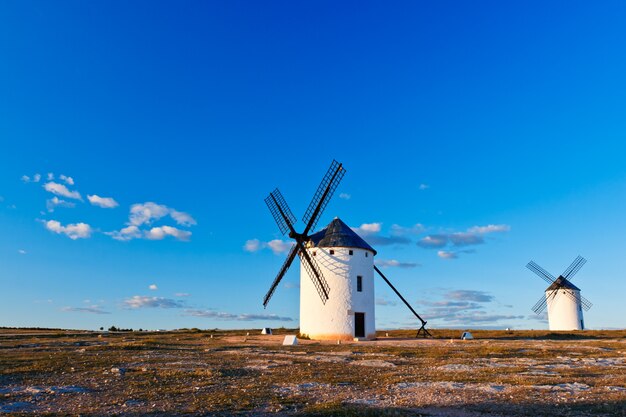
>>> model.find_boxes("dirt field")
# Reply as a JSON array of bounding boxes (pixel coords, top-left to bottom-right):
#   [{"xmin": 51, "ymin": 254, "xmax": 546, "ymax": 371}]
[{"xmin": 0, "ymin": 328, "xmax": 624, "ymax": 416}]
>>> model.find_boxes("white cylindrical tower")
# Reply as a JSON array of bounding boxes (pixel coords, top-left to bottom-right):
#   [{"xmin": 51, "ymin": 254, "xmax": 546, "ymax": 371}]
[
  {"xmin": 546, "ymin": 280, "xmax": 584, "ymax": 330},
  {"xmin": 299, "ymin": 218, "xmax": 376, "ymax": 341}
]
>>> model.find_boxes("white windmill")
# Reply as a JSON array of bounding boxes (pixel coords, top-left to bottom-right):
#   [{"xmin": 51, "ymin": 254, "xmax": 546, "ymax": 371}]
[
  {"xmin": 526, "ymin": 256, "xmax": 593, "ymax": 330},
  {"xmin": 262, "ymin": 160, "xmax": 430, "ymax": 340}
]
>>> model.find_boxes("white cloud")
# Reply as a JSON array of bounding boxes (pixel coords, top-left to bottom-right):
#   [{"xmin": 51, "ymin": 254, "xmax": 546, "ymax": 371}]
[
  {"xmin": 123, "ymin": 295, "xmax": 185, "ymax": 309},
  {"xmin": 267, "ymin": 239, "xmax": 293, "ymax": 254},
  {"xmin": 145, "ymin": 225, "xmax": 192, "ymax": 241},
  {"xmin": 47, "ymin": 173, "xmax": 54, "ymax": 181},
  {"xmin": 43, "ymin": 181, "xmax": 82, "ymax": 200},
  {"xmin": 149, "ymin": 284, "xmax": 158, "ymax": 291},
  {"xmin": 467, "ymin": 224, "xmax": 511, "ymax": 234},
  {"xmin": 59, "ymin": 174, "xmax": 74, "ymax": 185},
  {"xmin": 45, "ymin": 220, "xmax": 92, "ymax": 240},
  {"xmin": 33, "ymin": 173, "xmax": 41, "ymax": 183},
  {"xmin": 375, "ymin": 259, "xmax": 420, "ymax": 268},
  {"xmin": 170, "ymin": 209, "xmax": 197, "ymax": 226},
  {"xmin": 129, "ymin": 202, "xmax": 170, "ymax": 226},
  {"xmin": 419, "ymin": 183, "xmax": 429, "ymax": 190},
  {"xmin": 418, "ymin": 235, "xmax": 449, "ymax": 248},
  {"xmin": 21, "ymin": 175, "xmax": 30, "ymax": 182},
  {"xmin": 449, "ymin": 232, "xmax": 484, "ymax": 246},
  {"xmin": 184, "ymin": 309, "xmax": 293, "ymax": 322},
  {"xmin": 244, "ymin": 239, "xmax": 263, "ymax": 252},
  {"xmin": 352, "ymin": 222, "xmax": 382, "ymax": 236},
  {"xmin": 61, "ymin": 305, "xmax": 110, "ymax": 315},
  {"xmin": 46, "ymin": 196, "xmax": 75, "ymax": 212},
  {"xmin": 339, "ymin": 193, "xmax": 351, "ymax": 200},
  {"xmin": 391, "ymin": 223, "xmax": 425, "ymax": 236},
  {"xmin": 128, "ymin": 202, "xmax": 196, "ymax": 227},
  {"xmin": 105, "ymin": 225, "xmax": 142, "ymax": 241},
  {"xmin": 244, "ymin": 238, "xmax": 294, "ymax": 254},
  {"xmin": 437, "ymin": 250, "xmax": 458, "ymax": 260},
  {"xmin": 174, "ymin": 292, "xmax": 191, "ymax": 297},
  {"xmin": 446, "ymin": 290, "xmax": 494, "ymax": 303},
  {"xmin": 88, "ymin": 194, "xmax": 119, "ymax": 208},
  {"xmin": 18, "ymin": 249, "xmax": 27, "ymax": 255}
]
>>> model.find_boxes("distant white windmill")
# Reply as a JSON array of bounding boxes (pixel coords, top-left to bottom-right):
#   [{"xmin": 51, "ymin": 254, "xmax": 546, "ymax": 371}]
[{"xmin": 526, "ymin": 256, "xmax": 593, "ymax": 330}]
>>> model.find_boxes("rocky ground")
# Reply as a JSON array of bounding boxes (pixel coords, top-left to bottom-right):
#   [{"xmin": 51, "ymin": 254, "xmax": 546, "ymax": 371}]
[{"xmin": 0, "ymin": 328, "xmax": 624, "ymax": 416}]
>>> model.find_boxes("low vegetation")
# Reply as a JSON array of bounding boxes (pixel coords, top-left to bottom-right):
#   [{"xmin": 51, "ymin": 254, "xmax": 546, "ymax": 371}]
[{"xmin": 0, "ymin": 328, "xmax": 624, "ymax": 416}]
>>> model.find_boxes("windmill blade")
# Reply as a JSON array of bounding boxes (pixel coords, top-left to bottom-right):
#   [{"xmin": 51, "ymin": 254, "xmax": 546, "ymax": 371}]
[
  {"xmin": 580, "ymin": 295, "xmax": 593, "ymax": 311},
  {"xmin": 262, "ymin": 244, "xmax": 298, "ymax": 307},
  {"xmin": 562, "ymin": 256, "xmax": 587, "ymax": 280},
  {"xmin": 526, "ymin": 261, "xmax": 557, "ymax": 285},
  {"xmin": 531, "ymin": 294, "xmax": 548, "ymax": 315},
  {"xmin": 265, "ymin": 188, "xmax": 297, "ymax": 235},
  {"xmin": 532, "ymin": 290, "xmax": 560, "ymax": 314},
  {"xmin": 560, "ymin": 288, "xmax": 594, "ymax": 311},
  {"xmin": 302, "ymin": 160, "xmax": 346, "ymax": 235},
  {"xmin": 297, "ymin": 242, "xmax": 330, "ymax": 304}
]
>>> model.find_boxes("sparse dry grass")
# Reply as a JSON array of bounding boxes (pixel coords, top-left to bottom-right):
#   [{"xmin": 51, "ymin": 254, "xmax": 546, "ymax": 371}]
[{"xmin": 0, "ymin": 328, "xmax": 624, "ymax": 416}]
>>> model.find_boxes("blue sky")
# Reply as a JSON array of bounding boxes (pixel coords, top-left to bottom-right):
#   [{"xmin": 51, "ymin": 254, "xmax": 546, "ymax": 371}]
[{"xmin": 1, "ymin": 1, "xmax": 625, "ymax": 330}]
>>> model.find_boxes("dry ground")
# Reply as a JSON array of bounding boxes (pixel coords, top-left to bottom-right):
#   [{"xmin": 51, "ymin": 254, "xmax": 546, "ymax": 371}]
[{"xmin": 0, "ymin": 328, "xmax": 624, "ymax": 416}]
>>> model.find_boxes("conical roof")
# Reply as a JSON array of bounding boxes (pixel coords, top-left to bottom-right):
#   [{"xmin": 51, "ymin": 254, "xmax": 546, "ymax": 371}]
[
  {"xmin": 308, "ymin": 217, "xmax": 376, "ymax": 255},
  {"xmin": 546, "ymin": 276, "xmax": 581, "ymax": 292}
]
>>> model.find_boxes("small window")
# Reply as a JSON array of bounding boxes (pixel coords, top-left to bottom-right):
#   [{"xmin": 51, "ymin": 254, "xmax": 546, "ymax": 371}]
[
  {"xmin": 330, "ymin": 250, "xmax": 334, "ymax": 255},
  {"xmin": 312, "ymin": 251, "xmax": 316, "ymax": 256},
  {"xmin": 357, "ymin": 276, "xmax": 363, "ymax": 292},
  {"xmin": 349, "ymin": 250, "xmax": 353, "ymax": 256},
  {"xmin": 365, "ymin": 252, "xmax": 368, "ymax": 257}
]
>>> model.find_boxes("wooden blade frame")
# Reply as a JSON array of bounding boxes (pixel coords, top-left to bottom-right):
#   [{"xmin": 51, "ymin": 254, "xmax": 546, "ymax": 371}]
[{"xmin": 302, "ymin": 160, "xmax": 346, "ymax": 235}]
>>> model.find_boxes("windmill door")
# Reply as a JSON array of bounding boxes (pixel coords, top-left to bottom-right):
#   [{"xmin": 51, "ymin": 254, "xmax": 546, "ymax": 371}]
[{"xmin": 355, "ymin": 313, "xmax": 365, "ymax": 338}]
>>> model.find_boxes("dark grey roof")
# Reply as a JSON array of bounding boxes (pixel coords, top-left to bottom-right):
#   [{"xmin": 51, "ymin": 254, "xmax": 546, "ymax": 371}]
[
  {"xmin": 308, "ymin": 217, "xmax": 377, "ymax": 255},
  {"xmin": 546, "ymin": 276, "xmax": 581, "ymax": 291}
]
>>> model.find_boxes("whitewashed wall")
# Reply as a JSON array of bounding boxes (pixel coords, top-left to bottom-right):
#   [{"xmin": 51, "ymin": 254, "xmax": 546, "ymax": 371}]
[
  {"xmin": 546, "ymin": 289, "xmax": 584, "ymax": 330},
  {"xmin": 299, "ymin": 247, "xmax": 376, "ymax": 340}
]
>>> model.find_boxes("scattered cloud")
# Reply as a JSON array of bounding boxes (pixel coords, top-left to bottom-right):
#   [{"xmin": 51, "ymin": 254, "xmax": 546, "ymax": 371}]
[
  {"xmin": 123, "ymin": 296, "xmax": 185, "ymax": 309},
  {"xmin": 468, "ymin": 224, "xmax": 511, "ymax": 234},
  {"xmin": 243, "ymin": 238, "xmax": 294, "ymax": 254},
  {"xmin": 419, "ymin": 224, "xmax": 510, "ymax": 258},
  {"xmin": 184, "ymin": 309, "xmax": 293, "ymax": 322},
  {"xmin": 59, "ymin": 174, "xmax": 74, "ymax": 185},
  {"xmin": 174, "ymin": 292, "xmax": 191, "ymax": 297},
  {"xmin": 419, "ymin": 183, "xmax": 429, "ymax": 190},
  {"xmin": 284, "ymin": 281, "xmax": 299, "ymax": 289},
  {"xmin": 21, "ymin": 173, "xmax": 41, "ymax": 183},
  {"xmin": 446, "ymin": 290, "xmax": 495, "ymax": 303},
  {"xmin": 352, "ymin": 222, "xmax": 382, "ymax": 236},
  {"xmin": 88, "ymin": 194, "xmax": 119, "ymax": 208},
  {"xmin": 244, "ymin": 239, "xmax": 263, "ymax": 252},
  {"xmin": 365, "ymin": 235, "xmax": 411, "ymax": 246},
  {"xmin": 449, "ymin": 232, "xmax": 484, "ymax": 247},
  {"xmin": 437, "ymin": 249, "xmax": 475, "ymax": 260},
  {"xmin": 149, "ymin": 284, "xmax": 158, "ymax": 291},
  {"xmin": 339, "ymin": 193, "xmax": 351, "ymax": 200},
  {"xmin": 145, "ymin": 226, "xmax": 192, "ymax": 241},
  {"xmin": 420, "ymin": 289, "xmax": 523, "ymax": 326},
  {"xmin": 18, "ymin": 249, "xmax": 27, "ymax": 255},
  {"xmin": 376, "ymin": 297, "xmax": 398, "ymax": 306},
  {"xmin": 47, "ymin": 173, "xmax": 54, "ymax": 181},
  {"xmin": 418, "ymin": 235, "xmax": 449, "ymax": 248},
  {"xmin": 375, "ymin": 259, "xmax": 420, "ymax": 268},
  {"xmin": 61, "ymin": 305, "xmax": 110, "ymax": 315},
  {"xmin": 43, "ymin": 181, "xmax": 82, "ymax": 200},
  {"xmin": 128, "ymin": 202, "xmax": 195, "ymax": 227},
  {"xmin": 170, "ymin": 209, "xmax": 197, "ymax": 226},
  {"xmin": 437, "ymin": 250, "xmax": 457, "ymax": 259},
  {"xmin": 46, "ymin": 196, "xmax": 76, "ymax": 212},
  {"xmin": 106, "ymin": 225, "xmax": 142, "ymax": 241},
  {"xmin": 44, "ymin": 220, "xmax": 92, "ymax": 240},
  {"xmin": 391, "ymin": 223, "xmax": 425, "ymax": 236}
]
